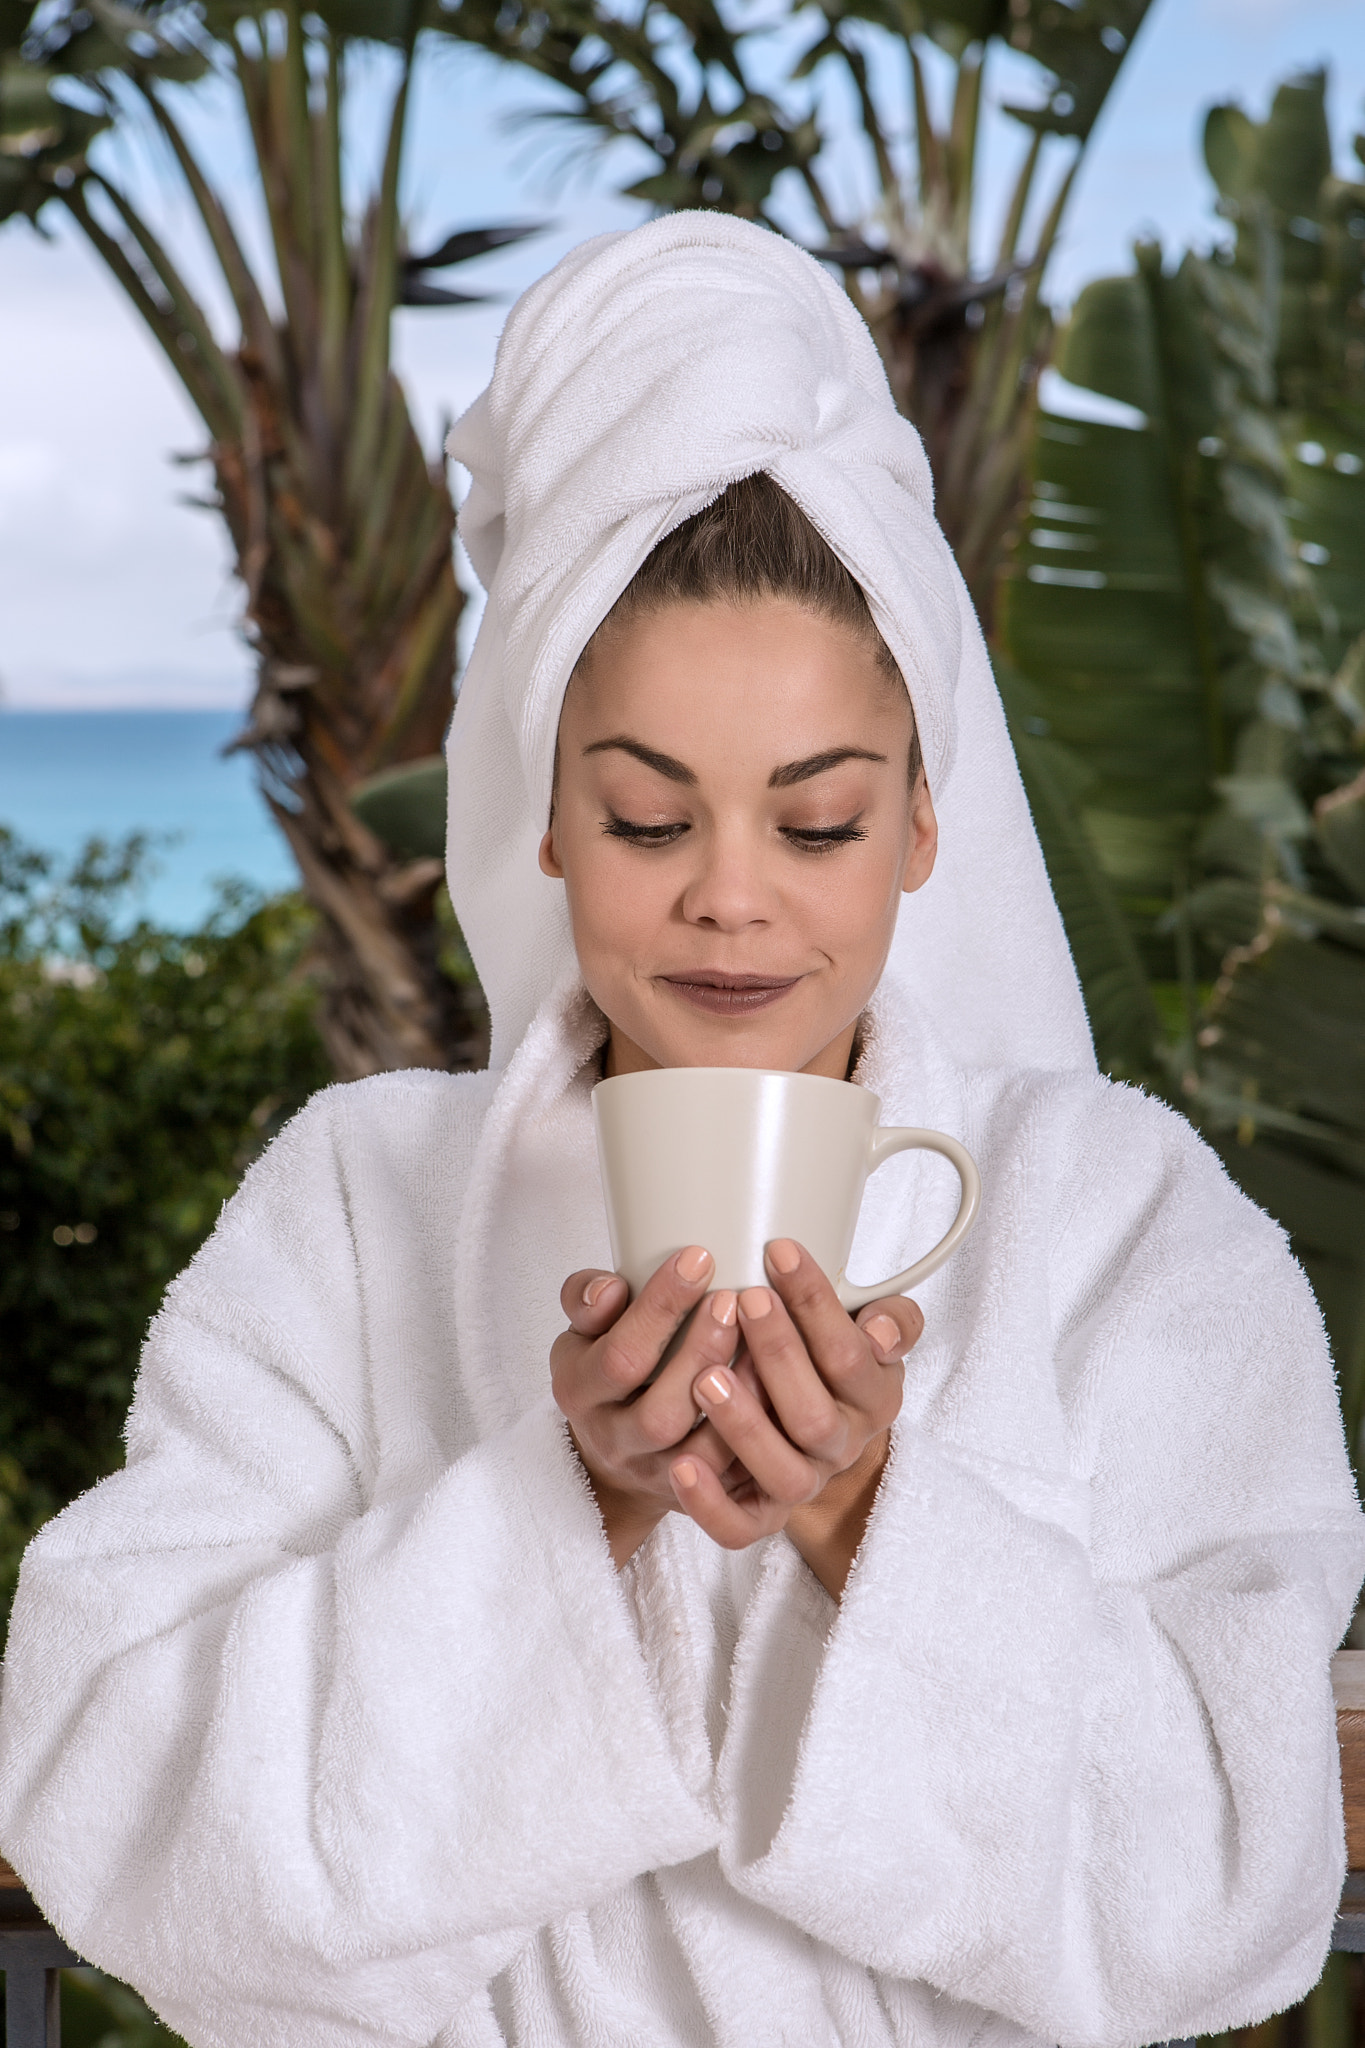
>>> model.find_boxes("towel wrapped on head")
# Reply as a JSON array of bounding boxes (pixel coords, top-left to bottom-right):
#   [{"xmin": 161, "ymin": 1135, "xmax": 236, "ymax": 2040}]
[{"xmin": 445, "ymin": 212, "xmax": 1092, "ymax": 1076}]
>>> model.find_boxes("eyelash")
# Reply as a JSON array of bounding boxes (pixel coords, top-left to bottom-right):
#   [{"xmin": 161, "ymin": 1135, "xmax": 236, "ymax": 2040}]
[{"xmin": 602, "ymin": 813, "xmax": 868, "ymax": 853}]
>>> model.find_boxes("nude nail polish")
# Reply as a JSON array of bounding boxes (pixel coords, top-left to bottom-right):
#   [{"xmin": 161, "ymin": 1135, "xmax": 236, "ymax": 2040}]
[
  {"xmin": 766, "ymin": 1239, "xmax": 800, "ymax": 1274},
  {"xmin": 863, "ymin": 1314, "xmax": 901, "ymax": 1356},
  {"xmin": 675, "ymin": 1245, "xmax": 713, "ymax": 1284},
  {"xmin": 739, "ymin": 1287, "xmax": 773, "ymax": 1320},
  {"xmin": 696, "ymin": 1369, "xmax": 733, "ymax": 1405},
  {"xmin": 710, "ymin": 1290, "xmax": 738, "ymax": 1327}
]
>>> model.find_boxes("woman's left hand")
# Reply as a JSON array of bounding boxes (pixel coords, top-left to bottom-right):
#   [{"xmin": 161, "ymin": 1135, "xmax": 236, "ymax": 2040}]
[{"xmin": 671, "ymin": 1238, "xmax": 922, "ymax": 1598}]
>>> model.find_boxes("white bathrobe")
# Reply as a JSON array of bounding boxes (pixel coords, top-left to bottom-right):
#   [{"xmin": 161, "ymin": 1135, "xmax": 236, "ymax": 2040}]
[{"xmin": 1, "ymin": 216, "xmax": 1362, "ymax": 2048}]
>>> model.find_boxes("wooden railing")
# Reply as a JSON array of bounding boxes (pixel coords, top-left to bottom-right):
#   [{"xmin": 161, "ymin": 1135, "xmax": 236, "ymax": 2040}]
[
  {"xmin": 1331, "ymin": 1650, "xmax": 1365, "ymax": 1950},
  {"xmin": 0, "ymin": 1855, "xmax": 79, "ymax": 2046},
  {"xmin": 3, "ymin": 1652, "xmax": 1365, "ymax": 2045}
]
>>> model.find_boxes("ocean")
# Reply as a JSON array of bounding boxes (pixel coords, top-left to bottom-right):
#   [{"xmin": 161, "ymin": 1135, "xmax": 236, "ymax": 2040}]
[{"xmin": 0, "ymin": 710, "xmax": 295, "ymax": 930}]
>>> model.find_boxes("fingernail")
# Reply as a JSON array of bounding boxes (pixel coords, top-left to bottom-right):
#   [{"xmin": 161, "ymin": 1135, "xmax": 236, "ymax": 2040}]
[
  {"xmin": 582, "ymin": 1275, "xmax": 619, "ymax": 1308},
  {"xmin": 675, "ymin": 1245, "xmax": 713, "ymax": 1285},
  {"xmin": 710, "ymin": 1290, "xmax": 737, "ymax": 1327},
  {"xmin": 696, "ymin": 1368, "xmax": 733, "ymax": 1406},
  {"xmin": 862, "ymin": 1314, "xmax": 901, "ymax": 1356},
  {"xmin": 739, "ymin": 1287, "xmax": 772, "ymax": 1320},
  {"xmin": 766, "ymin": 1239, "xmax": 800, "ymax": 1275},
  {"xmin": 672, "ymin": 1458, "xmax": 699, "ymax": 1489}
]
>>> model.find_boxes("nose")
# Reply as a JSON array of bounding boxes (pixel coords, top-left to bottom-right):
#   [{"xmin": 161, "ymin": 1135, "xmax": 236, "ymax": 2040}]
[{"xmin": 679, "ymin": 822, "xmax": 777, "ymax": 932}]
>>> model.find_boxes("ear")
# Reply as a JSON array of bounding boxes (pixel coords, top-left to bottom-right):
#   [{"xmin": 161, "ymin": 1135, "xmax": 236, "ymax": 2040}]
[
  {"xmin": 900, "ymin": 773, "xmax": 938, "ymax": 895},
  {"xmin": 538, "ymin": 826, "xmax": 565, "ymax": 880}
]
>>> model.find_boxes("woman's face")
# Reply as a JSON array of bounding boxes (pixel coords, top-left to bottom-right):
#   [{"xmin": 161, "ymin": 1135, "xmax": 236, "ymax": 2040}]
[{"xmin": 539, "ymin": 597, "xmax": 938, "ymax": 1079}]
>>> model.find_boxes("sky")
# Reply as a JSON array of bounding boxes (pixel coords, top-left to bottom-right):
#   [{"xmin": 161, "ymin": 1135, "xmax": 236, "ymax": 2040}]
[{"xmin": 1, "ymin": 0, "xmax": 1362, "ymax": 710}]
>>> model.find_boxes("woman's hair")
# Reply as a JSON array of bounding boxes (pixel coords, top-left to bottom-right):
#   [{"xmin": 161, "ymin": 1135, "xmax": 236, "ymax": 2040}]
[{"xmin": 575, "ymin": 472, "xmax": 922, "ymax": 783}]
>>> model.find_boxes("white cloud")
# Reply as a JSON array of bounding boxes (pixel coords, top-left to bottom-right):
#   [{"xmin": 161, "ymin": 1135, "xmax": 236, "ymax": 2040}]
[{"xmin": 0, "ymin": 223, "xmax": 250, "ymax": 707}]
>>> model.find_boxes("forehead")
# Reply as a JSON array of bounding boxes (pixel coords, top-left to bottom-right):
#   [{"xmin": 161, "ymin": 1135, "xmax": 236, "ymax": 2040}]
[{"xmin": 563, "ymin": 597, "xmax": 908, "ymax": 739}]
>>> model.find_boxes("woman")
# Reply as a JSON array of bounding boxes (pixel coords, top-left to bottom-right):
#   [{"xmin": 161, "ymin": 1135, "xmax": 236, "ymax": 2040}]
[{"xmin": 0, "ymin": 214, "xmax": 1360, "ymax": 2048}]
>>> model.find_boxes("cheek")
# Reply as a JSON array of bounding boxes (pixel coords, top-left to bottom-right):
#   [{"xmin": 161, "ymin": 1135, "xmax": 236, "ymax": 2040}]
[
  {"xmin": 558, "ymin": 831, "xmax": 670, "ymax": 969},
  {"xmin": 800, "ymin": 839, "xmax": 906, "ymax": 946}
]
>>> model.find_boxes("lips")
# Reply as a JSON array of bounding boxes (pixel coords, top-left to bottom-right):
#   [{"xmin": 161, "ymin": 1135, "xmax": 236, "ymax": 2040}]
[{"xmin": 658, "ymin": 972, "xmax": 802, "ymax": 1016}]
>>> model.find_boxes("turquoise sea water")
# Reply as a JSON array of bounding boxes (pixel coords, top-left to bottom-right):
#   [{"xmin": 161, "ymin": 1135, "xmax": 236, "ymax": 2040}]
[{"xmin": 0, "ymin": 710, "xmax": 295, "ymax": 930}]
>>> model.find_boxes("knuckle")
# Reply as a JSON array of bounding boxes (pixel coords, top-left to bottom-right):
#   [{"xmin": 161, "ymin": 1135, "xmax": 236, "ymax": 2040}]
[
  {"xmin": 810, "ymin": 1418, "xmax": 851, "ymax": 1465},
  {"xmin": 635, "ymin": 1400, "xmax": 679, "ymax": 1452},
  {"xmin": 788, "ymin": 1266, "xmax": 828, "ymax": 1311},
  {"xmin": 775, "ymin": 1471, "xmax": 820, "ymax": 1510},
  {"xmin": 785, "ymin": 1396, "xmax": 838, "ymax": 1455},
  {"xmin": 827, "ymin": 1325, "xmax": 869, "ymax": 1378},
  {"xmin": 549, "ymin": 1335, "xmax": 582, "ymax": 1399},
  {"xmin": 596, "ymin": 1336, "xmax": 640, "ymax": 1394}
]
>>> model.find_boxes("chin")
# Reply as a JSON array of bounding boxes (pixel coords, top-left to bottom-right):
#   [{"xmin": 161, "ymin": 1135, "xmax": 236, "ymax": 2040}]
[{"xmin": 638, "ymin": 1011, "xmax": 831, "ymax": 1075}]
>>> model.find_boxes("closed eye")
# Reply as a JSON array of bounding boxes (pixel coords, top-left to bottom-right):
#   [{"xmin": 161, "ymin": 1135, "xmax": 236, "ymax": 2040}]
[
  {"xmin": 602, "ymin": 813, "xmax": 689, "ymax": 846},
  {"xmin": 782, "ymin": 819, "xmax": 868, "ymax": 851}
]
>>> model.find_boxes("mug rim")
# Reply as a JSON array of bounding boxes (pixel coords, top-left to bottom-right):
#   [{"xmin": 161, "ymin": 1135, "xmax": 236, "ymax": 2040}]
[{"xmin": 591, "ymin": 1065, "xmax": 874, "ymax": 1102}]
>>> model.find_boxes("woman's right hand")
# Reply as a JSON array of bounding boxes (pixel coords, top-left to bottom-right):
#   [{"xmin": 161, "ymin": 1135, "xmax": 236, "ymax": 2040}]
[{"xmin": 553, "ymin": 1247, "xmax": 751, "ymax": 1566}]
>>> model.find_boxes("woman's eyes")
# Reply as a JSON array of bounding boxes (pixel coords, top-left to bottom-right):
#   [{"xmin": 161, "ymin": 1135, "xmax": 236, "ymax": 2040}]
[{"xmin": 602, "ymin": 813, "xmax": 868, "ymax": 852}]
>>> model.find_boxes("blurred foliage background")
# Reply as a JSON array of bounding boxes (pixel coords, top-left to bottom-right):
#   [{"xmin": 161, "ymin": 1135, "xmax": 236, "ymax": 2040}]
[
  {"xmin": 2, "ymin": 0, "xmax": 1365, "ymax": 2043},
  {"xmin": 0, "ymin": 831, "xmax": 327, "ymax": 2046},
  {"xmin": 0, "ymin": 830, "xmax": 329, "ymax": 1613},
  {"xmin": 1000, "ymin": 69, "xmax": 1365, "ymax": 1515}
]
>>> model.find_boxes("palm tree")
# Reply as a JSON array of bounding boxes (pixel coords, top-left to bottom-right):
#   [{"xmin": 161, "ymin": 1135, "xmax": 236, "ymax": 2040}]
[
  {"xmin": 0, "ymin": 0, "xmax": 535, "ymax": 1075},
  {"xmin": 440, "ymin": 0, "xmax": 1156, "ymax": 624}
]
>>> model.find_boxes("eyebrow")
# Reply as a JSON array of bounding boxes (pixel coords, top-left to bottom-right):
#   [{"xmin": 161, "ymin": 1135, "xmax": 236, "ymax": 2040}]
[
  {"xmin": 581, "ymin": 737, "xmax": 888, "ymax": 789},
  {"xmin": 581, "ymin": 736, "xmax": 697, "ymax": 784},
  {"xmin": 768, "ymin": 747, "xmax": 888, "ymax": 788}
]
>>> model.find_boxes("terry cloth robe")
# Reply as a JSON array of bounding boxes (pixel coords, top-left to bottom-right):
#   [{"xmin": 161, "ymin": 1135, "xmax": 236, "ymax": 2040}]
[
  {"xmin": 0, "ymin": 978, "xmax": 1360, "ymax": 2048},
  {"xmin": 2, "ymin": 213, "xmax": 1363, "ymax": 2048}
]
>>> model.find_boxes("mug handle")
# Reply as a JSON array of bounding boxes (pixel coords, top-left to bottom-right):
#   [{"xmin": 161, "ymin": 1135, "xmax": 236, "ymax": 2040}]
[{"xmin": 836, "ymin": 1128, "xmax": 982, "ymax": 1312}]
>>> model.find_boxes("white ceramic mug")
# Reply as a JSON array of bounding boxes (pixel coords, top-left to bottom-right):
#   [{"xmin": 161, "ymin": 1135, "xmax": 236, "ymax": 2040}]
[{"xmin": 592, "ymin": 1066, "xmax": 981, "ymax": 1312}]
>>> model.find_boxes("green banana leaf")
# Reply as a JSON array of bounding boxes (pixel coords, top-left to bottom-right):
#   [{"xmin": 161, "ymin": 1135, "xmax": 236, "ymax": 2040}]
[
  {"xmin": 351, "ymin": 757, "xmax": 448, "ymax": 861},
  {"xmin": 1196, "ymin": 886, "xmax": 1365, "ymax": 1435},
  {"xmin": 999, "ymin": 75, "xmax": 1365, "ymax": 1505}
]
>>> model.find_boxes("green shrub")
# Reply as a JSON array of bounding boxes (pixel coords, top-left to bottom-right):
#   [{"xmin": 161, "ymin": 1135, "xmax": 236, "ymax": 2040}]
[{"xmin": 0, "ymin": 827, "xmax": 330, "ymax": 1624}]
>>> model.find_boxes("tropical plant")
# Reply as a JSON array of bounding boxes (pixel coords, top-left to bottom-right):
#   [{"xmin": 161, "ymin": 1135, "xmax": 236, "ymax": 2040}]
[
  {"xmin": 997, "ymin": 70, "xmax": 1365, "ymax": 1461},
  {"xmin": 442, "ymin": 0, "xmax": 1155, "ymax": 623},
  {"xmin": 62, "ymin": 1963, "xmax": 188, "ymax": 2048},
  {"xmin": 0, "ymin": 0, "xmax": 527, "ymax": 1076},
  {"xmin": 0, "ymin": 828, "xmax": 329, "ymax": 1622}
]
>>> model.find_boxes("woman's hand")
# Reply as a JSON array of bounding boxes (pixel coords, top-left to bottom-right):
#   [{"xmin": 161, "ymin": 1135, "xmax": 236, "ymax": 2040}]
[
  {"xmin": 674, "ymin": 1240, "xmax": 921, "ymax": 1599},
  {"xmin": 553, "ymin": 1239, "xmax": 921, "ymax": 1593},
  {"xmin": 553, "ymin": 1246, "xmax": 764, "ymax": 1567}
]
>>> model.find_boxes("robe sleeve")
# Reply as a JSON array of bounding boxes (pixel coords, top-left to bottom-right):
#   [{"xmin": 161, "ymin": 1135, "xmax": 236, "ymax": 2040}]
[
  {"xmin": 716, "ymin": 1085, "xmax": 1365, "ymax": 2048},
  {"xmin": 0, "ymin": 1085, "xmax": 717, "ymax": 2048}
]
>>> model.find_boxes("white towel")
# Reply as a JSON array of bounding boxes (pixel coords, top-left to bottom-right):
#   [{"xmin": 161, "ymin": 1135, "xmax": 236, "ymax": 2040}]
[{"xmin": 444, "ymin": 213, "xmax": 1093, "ymax": 1077}]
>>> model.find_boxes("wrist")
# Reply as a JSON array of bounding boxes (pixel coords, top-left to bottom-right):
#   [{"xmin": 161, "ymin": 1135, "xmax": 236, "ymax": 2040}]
[
  {"xmin": 569, "ymin": 1433, "xmax": 663, "ymax": 1568},
  {"xmin": 785, "ymin": 1431, "xmax": 890, "ymax": 1601}
]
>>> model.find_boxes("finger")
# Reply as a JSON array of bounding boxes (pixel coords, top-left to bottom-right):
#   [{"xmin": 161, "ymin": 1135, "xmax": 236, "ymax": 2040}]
[
  {"xmin": 735, "ymin": 1277, "xmax": 858, "ymax": 1464},
  {"xmin": 624, "ymin": 1288, "xmax": 743, "ymax": 1451},
  {"xmin": 590, "ymin": 1245, "xmax": 715, "ymax": 1403},
  {"xmin": 668, "ymin": 1453, "xmax": 790, "ymax": 1551},
  {"xmin": 689, "ymin": 1361, "xmax": 822, "ymax": 1508},
  {"xmin": 854, "ymin": 1295, "xmax": 925, "ymax": 1362},
  {"xmin": 560, "ymin": 1359, "xmax": 738, "ymax": 1491},
  {"xmin": 765, "ymin": 1240, "xmax": 918, "ymax": 1408},
  {"xmin": 561, "ymin": 1269, "xmax": 629, "ymax": 1336}
]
